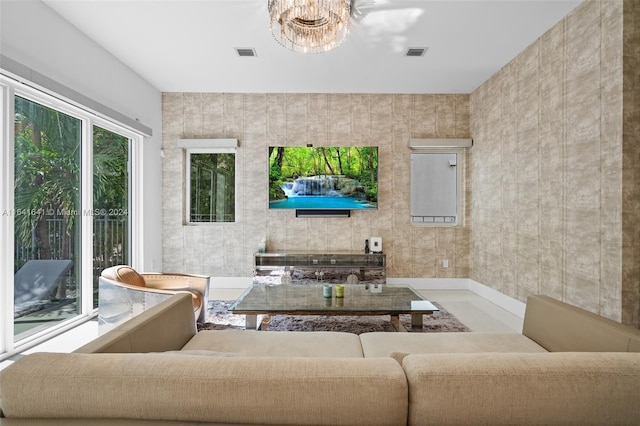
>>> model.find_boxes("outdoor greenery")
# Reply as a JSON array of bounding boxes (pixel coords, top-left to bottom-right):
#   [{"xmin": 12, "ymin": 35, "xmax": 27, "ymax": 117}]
[
  {"xmin": 93, "ymin": 126, "xmax": 129, "ymax": 212},
  {"xmin": 190, "ymin": 153, "xmax": 235, "ymax": 222},
  {"xmin": 14, "ymin": 96, "xmax": 129, "ymax": 272},
  {"xmin": 268, "ymin": 146, "xmax": 378, "ymax": 201},
  {"xmin": 14, "ymin": 96, "xmax": 82, "ymax": 265}
]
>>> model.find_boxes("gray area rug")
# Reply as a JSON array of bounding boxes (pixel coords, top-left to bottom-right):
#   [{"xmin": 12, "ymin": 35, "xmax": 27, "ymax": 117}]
[{"xmin": 199, "ymin": 300, "xmax": 470, "ymax": 333}]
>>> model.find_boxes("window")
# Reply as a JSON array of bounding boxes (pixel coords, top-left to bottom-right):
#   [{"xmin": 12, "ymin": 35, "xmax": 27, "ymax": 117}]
[
  {"xmin": 188, "ymin": 151, "xmax": 235, "ymax": 223},
  {"xmin": 178, "ymin": 139, "xmax": 238, "ymax": 224},
  {"xmin": 410, "ymin": 149, "xmax": 465, "ymax": 225},
  {"xmin": 1, "ymin": 75, "xmax": 143, "ymax": 359}
]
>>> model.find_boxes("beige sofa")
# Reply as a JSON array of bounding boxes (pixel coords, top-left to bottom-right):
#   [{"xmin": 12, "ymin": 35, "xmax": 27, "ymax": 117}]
[{"xmin": 1, "ymin": 293, "xmax": 639, "ymax": 425}]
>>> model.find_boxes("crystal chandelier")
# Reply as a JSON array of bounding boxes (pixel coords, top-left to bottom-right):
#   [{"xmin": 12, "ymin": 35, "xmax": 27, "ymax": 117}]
[{"xmin": 268, "ymin": 0, "xmax": 351, "ymax": 54}]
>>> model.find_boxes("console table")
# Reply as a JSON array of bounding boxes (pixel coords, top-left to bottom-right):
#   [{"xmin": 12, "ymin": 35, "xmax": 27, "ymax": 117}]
[{"xmin": 254, "ymin": 252, "xmax": 386, "ymax": 285}]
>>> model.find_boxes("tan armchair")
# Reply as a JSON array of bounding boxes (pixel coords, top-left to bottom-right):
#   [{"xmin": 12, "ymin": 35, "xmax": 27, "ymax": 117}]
[{"xmin": 98, "ymin": 265, "xmax": 210, "ymax": 332}]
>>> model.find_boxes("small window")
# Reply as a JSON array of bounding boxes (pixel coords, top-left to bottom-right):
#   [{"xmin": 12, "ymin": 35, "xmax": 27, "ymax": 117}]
[
  {"xmin": 410, "ymin": 150, "xmax": 464, "ymax": 225},
  {"xmin": 186, "ymin": 150, "xmax": 236, "ymax": 223}
]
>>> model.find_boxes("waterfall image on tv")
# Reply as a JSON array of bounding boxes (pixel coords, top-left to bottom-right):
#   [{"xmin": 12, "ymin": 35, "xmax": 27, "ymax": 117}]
[{"xmin": 269, "ymin": 146, "xmax": 378, "ymax": 210}]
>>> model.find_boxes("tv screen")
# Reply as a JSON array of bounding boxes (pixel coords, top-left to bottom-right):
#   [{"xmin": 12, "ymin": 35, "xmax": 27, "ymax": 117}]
[{"xmin": 269, "ymin": 146, "xmax": 378, "ymax": 210}]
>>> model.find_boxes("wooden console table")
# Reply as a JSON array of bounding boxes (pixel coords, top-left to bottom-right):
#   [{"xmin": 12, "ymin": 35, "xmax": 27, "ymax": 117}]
[{"xmin": 254, "ymin": 252, "xmax": 386, "ymax": 284}]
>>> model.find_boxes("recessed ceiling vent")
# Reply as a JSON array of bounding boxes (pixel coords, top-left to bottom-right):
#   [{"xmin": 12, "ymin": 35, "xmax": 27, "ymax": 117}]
[
  {"xmin": 405, "ymin": 47, "xmax": 428, "ymax": 57},
  {"xmin": 235, "ymin": 48, "xmax": 257, "ymax": 57}
]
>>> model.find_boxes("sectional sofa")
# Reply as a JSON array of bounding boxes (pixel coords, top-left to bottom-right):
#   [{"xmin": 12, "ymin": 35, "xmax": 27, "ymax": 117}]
[{"xmin": 1, "ymin": 293, "xmax": 639, "ymax": 425}]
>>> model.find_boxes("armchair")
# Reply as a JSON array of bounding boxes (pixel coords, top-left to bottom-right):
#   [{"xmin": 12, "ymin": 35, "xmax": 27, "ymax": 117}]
[{"xmin": 98, "ymin": 265, "xmax": 209, "ymax": 333}]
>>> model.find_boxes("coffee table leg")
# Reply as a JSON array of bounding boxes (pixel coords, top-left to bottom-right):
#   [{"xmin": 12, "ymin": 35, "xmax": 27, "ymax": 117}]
[
  {"xmin": 411, "ymin": 313, "xmax": 423, "ymax": 329},
  {"xmin": 246, "ymin": 314, "xmax": 257, "ymax": 330},
  {"xmin": 390, "ymin": 315, "xmax": 408, "ymax": 332},
  {"xmin": 259, "ymin": 315, "xmax": 271, "ymax": 331}
]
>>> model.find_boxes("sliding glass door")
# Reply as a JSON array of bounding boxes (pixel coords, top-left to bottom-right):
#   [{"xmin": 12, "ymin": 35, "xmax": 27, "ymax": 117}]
[
  {"xmin": 1, "ymin": 77, "xmax": 141, "ymax": 356},
  {"xmin": 92, "ymin": 126, "xmax": 130, "ymax": 309},
  {"xmin": 13, "ymin": 96, "xmax": 82, "ymax": 339}
]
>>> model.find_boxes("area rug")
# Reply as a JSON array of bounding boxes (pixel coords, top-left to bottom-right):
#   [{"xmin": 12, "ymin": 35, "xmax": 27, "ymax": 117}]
[{"xmin": 198, "ymin": 300, "xmax": 470, "ymax": 333}]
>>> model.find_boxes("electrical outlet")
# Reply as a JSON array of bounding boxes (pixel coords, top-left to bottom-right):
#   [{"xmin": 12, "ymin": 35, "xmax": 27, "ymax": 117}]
[{"xmin": 442, "ymin": 259, "xmax": 449, "ymax": 268}]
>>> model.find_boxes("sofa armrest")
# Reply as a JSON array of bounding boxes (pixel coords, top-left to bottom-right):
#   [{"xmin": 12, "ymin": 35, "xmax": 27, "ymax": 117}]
[
  {"xmin": 523, "ymin": 295, "xmax": 640, "ymax": 352},
  {"xmin": 76, "ymin": 293, "xmax": 196, "ymax": 353}
]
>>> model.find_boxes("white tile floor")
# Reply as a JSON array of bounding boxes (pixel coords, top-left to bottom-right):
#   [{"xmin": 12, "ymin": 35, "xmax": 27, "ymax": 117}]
[{"xmin": 0, "ymin": 289, "xmax": 523, "ymax": 371}]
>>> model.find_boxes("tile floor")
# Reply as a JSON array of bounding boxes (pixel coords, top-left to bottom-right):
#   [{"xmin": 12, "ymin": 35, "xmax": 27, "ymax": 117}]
[{"xmin": 0, "ymin": 289, "xmax": 523, "ymax": 371}]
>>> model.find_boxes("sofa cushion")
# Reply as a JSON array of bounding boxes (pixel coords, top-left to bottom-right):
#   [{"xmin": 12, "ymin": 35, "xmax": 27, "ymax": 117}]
[
  {"xmin": 523, "ymin": 295, "xmax": 640, "ymax": 352},
  {"xmin": 359, "ymin": 332, "xmax": 547, "ymax": 358},
  {"xmin": 402, "ymin": 352, "xmax": 640, "ymax": 425},
  {"xmin": 0, "ymin": 352, "xmax": 407, "ymax": 426},
  {"xmin": 183, "ymin": 330, "xmax": 364, "ymax": 357}
]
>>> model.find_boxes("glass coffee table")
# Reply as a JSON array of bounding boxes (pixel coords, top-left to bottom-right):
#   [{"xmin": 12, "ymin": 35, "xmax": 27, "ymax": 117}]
[{"xmin": 229, "ymin": 284, "xmax": 438, "ymax": 332}]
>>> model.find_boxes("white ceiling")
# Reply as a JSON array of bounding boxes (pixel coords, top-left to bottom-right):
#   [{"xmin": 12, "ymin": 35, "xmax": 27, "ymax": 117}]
[{"xmin": 42, "ymin": 0, "xmax": 581, "ymax": 94}]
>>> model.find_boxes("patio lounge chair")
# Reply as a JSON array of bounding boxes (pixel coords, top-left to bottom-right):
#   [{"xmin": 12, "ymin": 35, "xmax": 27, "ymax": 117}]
[{"xmin": 14, "ymin": 259, "xmax": 74, "ymax": 306}]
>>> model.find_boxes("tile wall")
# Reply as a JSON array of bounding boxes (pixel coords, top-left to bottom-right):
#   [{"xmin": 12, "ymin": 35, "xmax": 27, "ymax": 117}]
[
  {"xmin": 470, "ymin": 0, "xmax": 639, "ymax": 327},
  {"xmin": 162, "ymin": 94, "xmax": 471, "ymax": 280}
]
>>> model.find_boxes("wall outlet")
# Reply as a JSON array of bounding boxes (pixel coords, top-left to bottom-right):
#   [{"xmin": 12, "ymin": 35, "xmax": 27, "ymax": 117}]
[{"xmin": 442, "ymin": 259, "xmax": 449, "ymax": 268}]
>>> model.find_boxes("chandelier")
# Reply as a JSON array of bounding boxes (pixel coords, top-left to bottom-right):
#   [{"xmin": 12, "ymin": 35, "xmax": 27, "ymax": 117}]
[{"xmin": 268, "ymin": 0, "xmax": 351, "ymax": 54}]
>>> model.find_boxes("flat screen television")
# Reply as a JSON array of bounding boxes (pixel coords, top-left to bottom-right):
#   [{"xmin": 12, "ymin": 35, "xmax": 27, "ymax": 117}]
[{"xmin": 269, "ymin": 146, "xmax": 378, "ymax": 210}]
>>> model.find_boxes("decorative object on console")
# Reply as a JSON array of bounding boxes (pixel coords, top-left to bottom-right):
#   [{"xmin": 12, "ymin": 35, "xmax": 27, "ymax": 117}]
[{"xmin": 370, "ymin": 237, "xmax": 382, "ymax": 253}]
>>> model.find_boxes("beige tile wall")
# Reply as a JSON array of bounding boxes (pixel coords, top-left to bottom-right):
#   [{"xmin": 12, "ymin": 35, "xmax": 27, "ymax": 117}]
[
  {"xmin": 470, "ymin": 0, "xmax": 640, "ymax": 326},
  {"xmin": 162, "ymin": 94, "xmax": 471, "ymax": 279}
]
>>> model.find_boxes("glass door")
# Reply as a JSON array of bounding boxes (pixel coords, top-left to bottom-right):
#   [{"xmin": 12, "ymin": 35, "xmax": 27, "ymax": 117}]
[
  {"xmin": 1, "ymin": 77, "xmax": 143, "ymax": 360},
  {"xmin": 13, "ymin": 96, "xmax": 82, "ymax": 340},
  {"xmin": 92, "ymin": 125, "xmax": 130, "ymax": 309}
]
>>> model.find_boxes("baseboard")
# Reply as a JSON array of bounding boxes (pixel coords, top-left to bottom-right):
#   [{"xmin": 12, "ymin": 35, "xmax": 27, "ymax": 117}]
[
  {"xmin": 386, "ymin": 278, "xmax": 469, "ymax": 290},
  {"xmin": 210, "ymin": 276, "xmax": 253, "ymax": 289},
  {"xmin": 467, "ymin": 279, "xmax": 526, "ymax": 318}
]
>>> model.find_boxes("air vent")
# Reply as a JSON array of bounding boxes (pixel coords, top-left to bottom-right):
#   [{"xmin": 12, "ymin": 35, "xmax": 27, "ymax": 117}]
[
  {"xmin": 235, "ymin": 48, "xmax": 257, "ymax": 57},
  {"xmin": 405, "ymin": 47, "xmax": 427, "ymax": 57}
]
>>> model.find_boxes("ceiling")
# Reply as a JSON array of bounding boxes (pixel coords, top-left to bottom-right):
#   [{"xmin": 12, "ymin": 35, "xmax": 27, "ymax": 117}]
[{"xmin": 42, "ymin": 0, "xmax": 581, "ymax": 94}]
